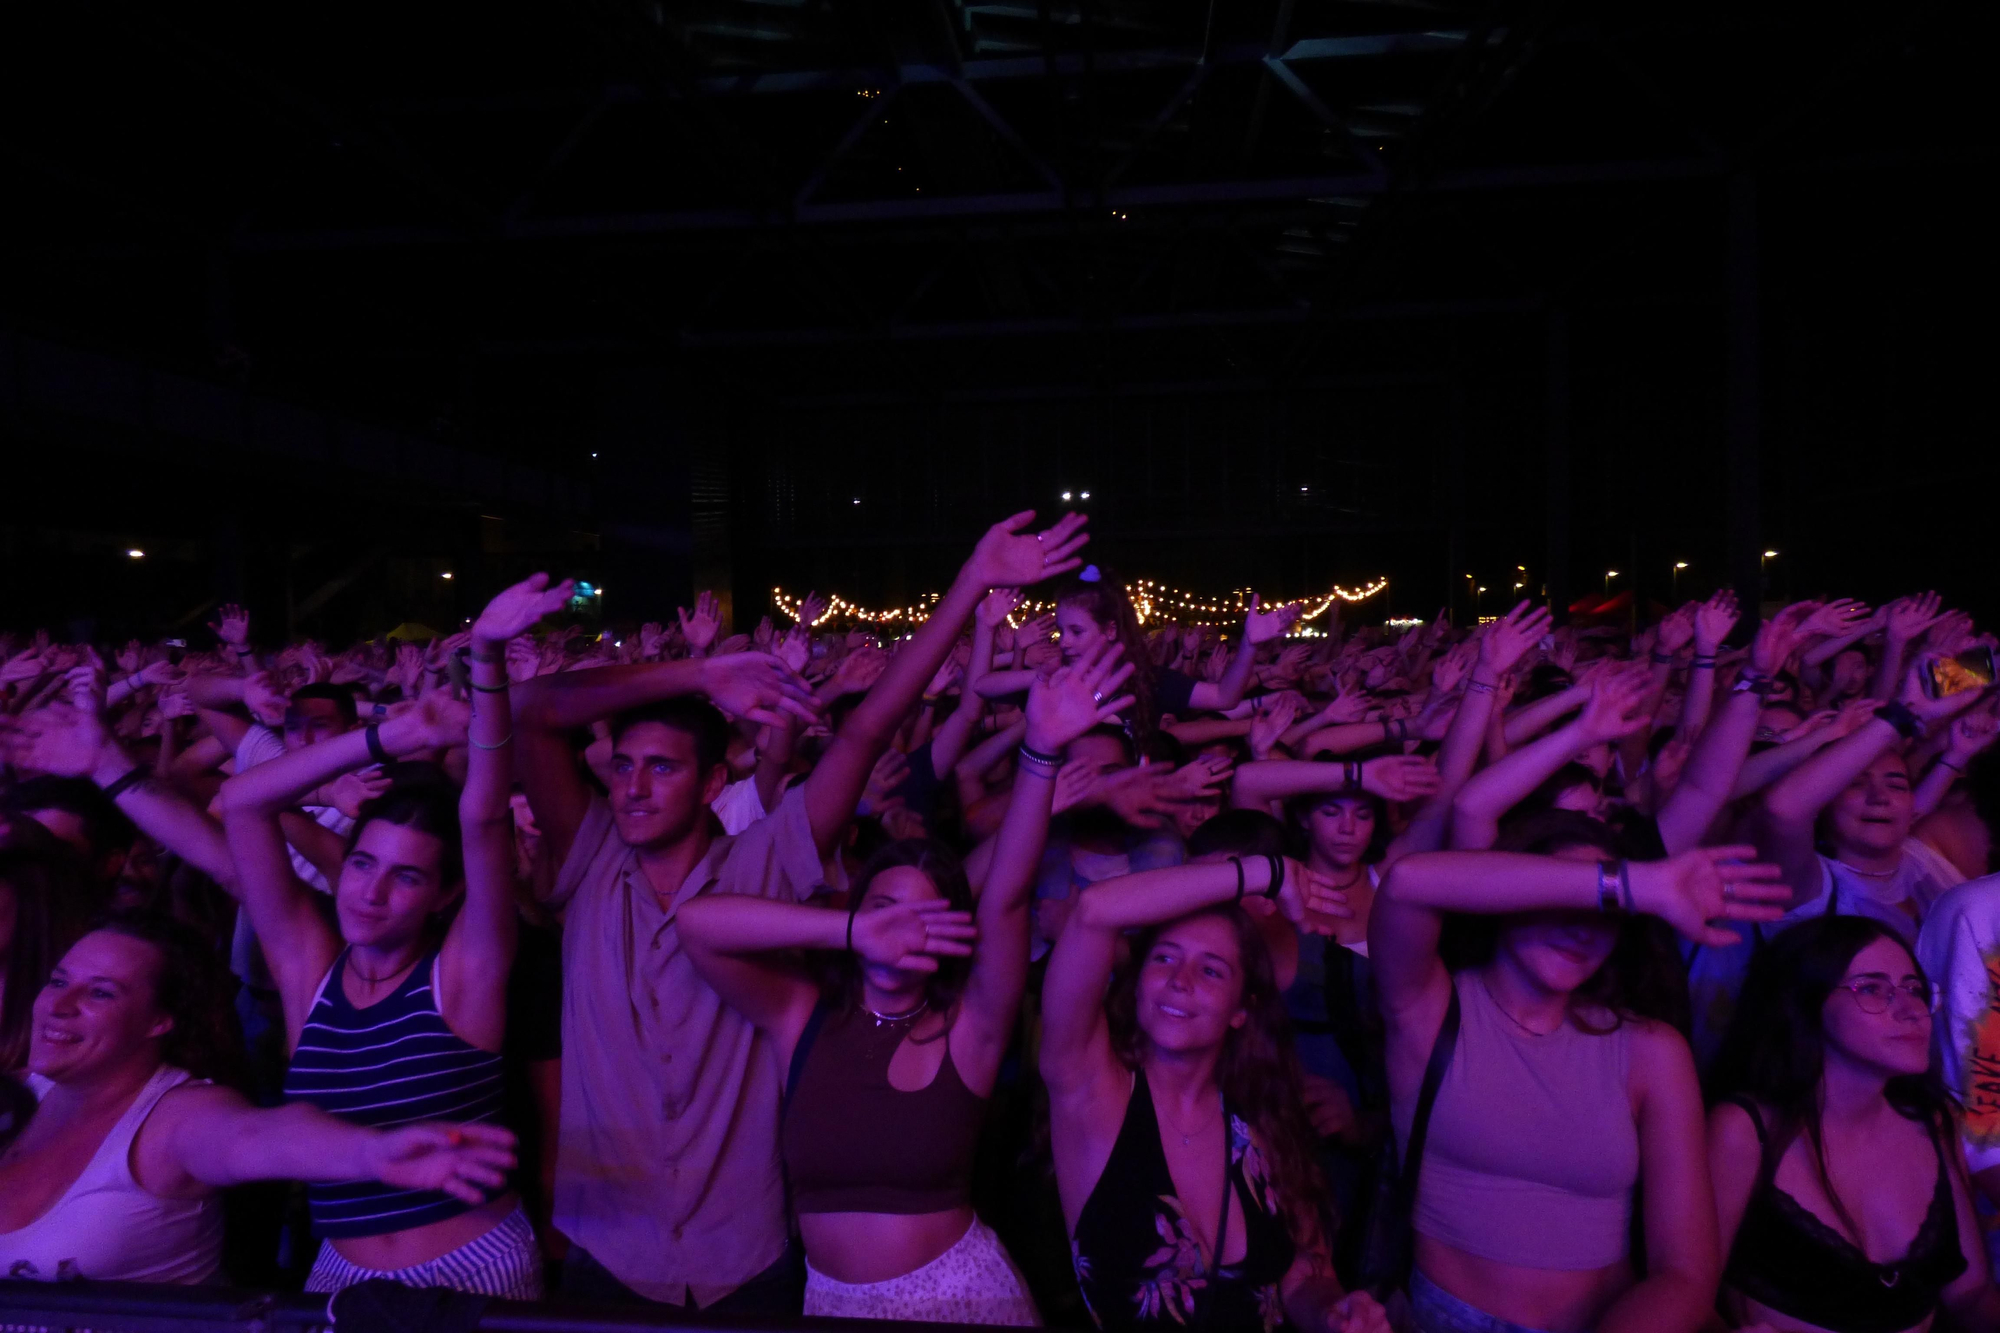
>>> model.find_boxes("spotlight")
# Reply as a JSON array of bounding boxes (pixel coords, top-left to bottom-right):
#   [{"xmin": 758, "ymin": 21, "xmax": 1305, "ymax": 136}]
[{"xmin": 127, "ymin": 549, "xmax": 145, "ymax": 559}]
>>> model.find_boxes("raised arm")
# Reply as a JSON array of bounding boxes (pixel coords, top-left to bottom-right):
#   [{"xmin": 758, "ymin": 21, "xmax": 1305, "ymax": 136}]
[
  {"xmin": 1186, "ymin": 597, "xmax": 1301, "ymax": 712},
  {"xmin": 19, "ymin": 691, "xmax": 237, "ymax": 891},
  {"xmin": 1677, "ymin": 591, "xmax": 1740, "ymax": 738},
  {"xmin": 436, "ymin": 575, "xmax": 572, "ymax": 1051},
  {"xmin": 512, "ymin": 652, "xmax": 816, "ymax": 869},
  {"xmin": 1230, "ymin": 754, "xmax": 1442, "ymax": 812},
  {"xmin": 804, "ymin": 511, "xmax": 1088, "ymax": 855},
  {"xmin": 1042, "ymin": 853, "xmax": 1342, "ymax": 1099},
  {"xmin": 1448, "ymin": 667, "xmax": 1650, "ymax": 850},
  {"xmin": 1757, "ymin": 662, "xmax": 1983, "ymax": 907},
  {"xmin": 958, "ymin": 641, "xmax": 1134, "ymax": 1074},
  {"xmin": 1870, "ymin": 595, "xmax": 1945, "ymax": 704},
  {"xmin": 217, "ymin": 695, "xmax": 470, "ymax": 1026},
  {"xmin": 1502, "ymin": 679, "xmax": 1590, "ymax": 746},
  {"xmin": 1389, "ymin": 602, "xmax": 1549, "ymax": 864},
  {"xmin": 1656, "ymin": 604, "xmax": 1809, "ymax": 854}
]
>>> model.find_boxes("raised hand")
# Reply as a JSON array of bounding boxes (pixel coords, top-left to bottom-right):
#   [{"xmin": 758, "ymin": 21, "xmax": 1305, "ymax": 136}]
[
  {"xmin": 850, "ymin": 899, "xmax": 978, "ymax": 973},
  {"xmin": 18, "ymin": 703, "xmax": 109, "ymax": 778},
  {"xmin": 472, "ymin": 575, "xmax": 574, "ymax": 652},
  {"xmin": 859, "ymin": 749, "xmax": 912, "ymax": 817},
  {"xmin": 797, "ymin": 591, "xmax": 829, "ymax": 628},
  {"xmin": 1800, "ymin": 598, "xmax": 1870, "ymax": 639},
  {"xmin": 383, "ymin": 690, "xmax": 471, "ymax": 753},
  {"xmin": 1051, "ymin": 758, "xmax": 1097, "ymax": 816},
  {"xmin": 243, "ymin": 671, "xmax": 289, "ymax": 727},
  {"xmin": 962, "ymin": 510, "xmax": 1090, "ymax": 590},
  {"xmin": 1903, "ymin": 658, "xmax": 1990, "ymax": 726},
  {"xmin": 699, "ymin": 652, "xmax": 821, "ymax": 728},
  {"xmin": 1273, "ymin": 860, "xmax": 1353, "ymax": 930},
  {"xmin": 1627, "ymin": 845, "xmax": 1790, "ymax": 947},
  {"xmin": 66, "ymin": 663, "xmax": 107, "ymax": 716},
  {"xmin": 1332, "ymin": 1290, "xmax": 1394, "ymax": 1333},
  {"xmin": 678, "ymin": 590, "xmax": 722, "ymax": 653},
  {"xmin": 751, "ymin": 617, "xmax": 776, "ymax": 652},
  {"xmin": 926, "ymin": 656, "xmax": 964, "ymax": 700},
  {"xmin": 1654, "ymin": 604, "xmax": 1696, "ymax": 656},
  {"xmin": 1575, "ymin": 666, "xmax": 1653, "ymax": 743},
  {"xmin": 368, "ymin": 1122, "xmax": 517, "ymax": 1206},
  {"xmin": 1883, "ymin": 592, "xmax": 1945, "ymax": 643},
  {"xmin": 325, "ymin": 768, "xmax": 393, "ymax": 819},
  {"xmin": 1944, "ymin": 706, "xmax": 2000, "ymax": 770},
  {"xmin": 1244, "ymin": 595, "xmax": 1302, "ymax": 646},
  {"xmin": 1361, "ymin": 754, "xmax": 1442, "ymax": 802},
  {"xmin": 1692, "ymin": 589, "xmax": 1740, "ymax": 655},
  {"xmin": 1027, "ymin": 640, "xmax": 1136, "ymax": 754},
  {"xmin": 209, "ymin": 603, "xmax": 251, "ymax": 649},
  {"xmin": 976, "ymin": 588, "xmax": 1023, "ymax": 629},
  {"xmin": 1248, "ymin": 694, "xmax": 1302, "ymax": 760},
  {"xmin": 1159, "ymin": 752, "xmax": 1235, "ymax": 805},
  {"xmin": 115, "ymin": 640, "xmax": 143, "ymax": 675},
  {"xmin": 776, "ymin": 625, "xmax": 811, "ymax": 675},
  {"xmin": 1751, "ymin": 602, "xmax": 1816, "ymax": 677},
  {"xmin": 824, "ymin": 645, "xmax": 890, "ymax": 699},
  {"xmin": 504, "ymin": 637, "xmax": 540, "ymax": 685}
]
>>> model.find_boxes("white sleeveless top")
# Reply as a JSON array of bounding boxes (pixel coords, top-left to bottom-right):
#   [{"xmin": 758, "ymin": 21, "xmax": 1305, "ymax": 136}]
[{"xmin": 0, "ymin": 1065, "xmax": 222, "ymax": 1283}]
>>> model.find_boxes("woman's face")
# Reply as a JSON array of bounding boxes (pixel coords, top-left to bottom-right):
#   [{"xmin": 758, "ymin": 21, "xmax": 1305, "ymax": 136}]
[
  {"xmin": 1495, "ymin": 843, "xmax": 1618, "ymax": 996},
  {"xmin": 1055, "ymin": 603, "xmax": 1113, "ymax": 667},
  {"xmin": 335, "ymin": 819, "xmax": 456, "ymax": 951},
  {"xmin": 1831, "ymin": 650, "xmax": 1868, "ymax": 696},
  {"xmin": 1821, "ymin": 936, "xmax": 1932, "ymax": 1078},
  {"xmin": 1826, "ymin": 751, "xmax": 1913, "ymax": 859},
  {"xmin": 857, "ymin": 864, "xmax": 944, "ymax": 999},
  {"xmin": 1135, "ymin": 913, "xmax": 1249, "ymax": 1055},
  {"xmin": 1306, "ymin": 797, "xmax": 1376, "ymax": 868},
  {"xmin": 30, "ymin": 931, "xmax": 172, "ymax": 1082}
]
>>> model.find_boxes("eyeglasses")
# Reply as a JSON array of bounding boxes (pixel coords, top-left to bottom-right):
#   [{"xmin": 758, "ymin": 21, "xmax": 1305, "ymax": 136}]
[{"xmin": 1836, "ymin": 977, "xmax": 1931, "ymax": 1014}]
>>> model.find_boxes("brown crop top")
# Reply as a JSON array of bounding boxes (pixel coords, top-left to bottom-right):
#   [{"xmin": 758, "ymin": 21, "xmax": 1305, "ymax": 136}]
[{"xmin": 782, "ymin": 1001, "xmax": 989, "ymax": 1216}]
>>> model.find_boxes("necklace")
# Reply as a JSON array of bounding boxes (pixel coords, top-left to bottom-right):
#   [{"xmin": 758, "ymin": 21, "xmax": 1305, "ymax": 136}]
[
  {"xmin": 1478, "ymin": 974, "xmax": 1562, "ymax": 1038},
  {"xmin": 1160, "ymin": 1091, "xmax": 1223, "ymax": 1147},
  {"xmin": 864, "ymin": 998, "xmax": 928, "ymax": 1028},
  {"xmin": 1832, "ymin": 858, "xmax": 1900, "ymax": 880}
]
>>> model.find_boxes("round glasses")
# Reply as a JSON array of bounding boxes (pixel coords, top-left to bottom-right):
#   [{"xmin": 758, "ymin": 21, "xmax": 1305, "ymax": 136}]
[{"xmin": 1836, "ymin": 977, "xmax": 1931, "ymax": 1014}]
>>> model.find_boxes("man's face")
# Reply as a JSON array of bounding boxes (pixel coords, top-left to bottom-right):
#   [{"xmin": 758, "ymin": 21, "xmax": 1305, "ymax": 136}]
[
  {"xmin": 283, "ymin": 697, "xmax": 352, "ymax": 751},
  {"xmin": 608, "ymin": 721, "xmax": 726, "ymax": 849}
]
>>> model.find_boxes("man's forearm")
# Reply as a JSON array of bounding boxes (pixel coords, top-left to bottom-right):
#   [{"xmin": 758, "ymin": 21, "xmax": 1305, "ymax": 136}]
[{"xmin": 514, "ymin": 660, "xmax": 706, "ymax": 730}]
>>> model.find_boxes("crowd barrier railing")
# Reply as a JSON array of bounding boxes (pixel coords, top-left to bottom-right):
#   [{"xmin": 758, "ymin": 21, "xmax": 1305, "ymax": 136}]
[{"xmin": 0, "ymin": 1281, "xmax": 993, "ymax": 1333}]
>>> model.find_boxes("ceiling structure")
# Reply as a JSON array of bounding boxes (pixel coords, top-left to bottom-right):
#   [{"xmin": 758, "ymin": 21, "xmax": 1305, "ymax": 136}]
[{"xmin": 1, "ymin": 0, "xmax": 1991, "ymax": 637}]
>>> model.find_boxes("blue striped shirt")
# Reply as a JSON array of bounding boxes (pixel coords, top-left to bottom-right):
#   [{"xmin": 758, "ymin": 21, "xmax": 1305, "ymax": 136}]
[{"xmin": 283, "ymin": 948, "xmax": 505, "ymax": 1238}]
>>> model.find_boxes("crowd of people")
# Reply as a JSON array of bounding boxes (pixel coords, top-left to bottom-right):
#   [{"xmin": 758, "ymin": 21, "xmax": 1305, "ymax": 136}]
[{"xmin": 2, "ymin": 507, "xmax": 1999, "ymax": 1333}]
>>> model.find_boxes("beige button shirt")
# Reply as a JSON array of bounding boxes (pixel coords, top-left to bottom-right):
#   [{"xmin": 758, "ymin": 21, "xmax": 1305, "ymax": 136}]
[{"xmin": 550, "ymin": 786, "xmax": 825, "ymax": 1304}]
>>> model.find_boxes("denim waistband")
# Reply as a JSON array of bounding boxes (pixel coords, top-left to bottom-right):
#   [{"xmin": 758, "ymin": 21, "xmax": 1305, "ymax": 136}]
[{"xmin": 1408, "ymin": 1270, "xmax": 1555, "ymax": 1333}]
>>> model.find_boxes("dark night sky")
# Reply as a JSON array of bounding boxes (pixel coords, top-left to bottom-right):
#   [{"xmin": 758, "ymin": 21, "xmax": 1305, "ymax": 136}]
[{"xmin": 1, "ymin": 1, "xmax": 1992, "ymax": 644}]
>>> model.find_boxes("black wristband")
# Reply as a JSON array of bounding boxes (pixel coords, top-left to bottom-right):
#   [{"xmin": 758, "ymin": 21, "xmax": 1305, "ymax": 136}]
[
  {"xmin": 469, "ymin": 680, "xmax": 510, "ymax": 694},
  {"xmin": 1650, "ymin": 651, "xmax": 1673, "ymax": 666},
  {"xmin": 101, "ymin": 767, "xmax": 147, "ymax": 802},
  {"xmin": 1230, "ymin": 857, "xmax": 1246, "ymax": 904},
  {"xmin": 1617, "ymin": 860, "xmax": 1635, "ymax": 913},
  {"xmin": 364, "ymin": 723, "xmax": 391, "ymax": 765},
  {"xmin": 1691, "ymin": 656, "xmax": 1717, "ymax": 670},
  {"xmin": 469, "ymin": 647, "xmax": 506, "ymax": 665},
  {"xmin": 1875, "ymin": 702, "xmax": 1925, "ymax": 741},
  {"xmin": 845, "ymin": 907, "xmax": 857, "ymax": 954},
  {"xmin": 1264, "ymin": 853, "xmax": 1285, "ymax": 901},
  {"xmin": 1019, "ymin": 741, "xmax": 1063, "ymax": 767},
  {"xmin": 1343, "ymin": 760, "xmax": 1362, "ymax": 793}
]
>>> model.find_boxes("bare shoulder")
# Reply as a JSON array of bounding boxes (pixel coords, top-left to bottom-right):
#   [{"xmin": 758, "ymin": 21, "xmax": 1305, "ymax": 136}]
[
  {"xmin": 1621, "ymin": 1016, "xmax": 1702, "ymax": 1105},
  {"xmin": 1706, "ymin": 1097, "xmax": 1765, "ymax": 1164}
]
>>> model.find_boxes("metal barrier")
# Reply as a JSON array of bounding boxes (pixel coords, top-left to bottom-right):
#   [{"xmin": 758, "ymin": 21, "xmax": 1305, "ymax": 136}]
[{"xmin": 0, "ymin": 1281, "xmax": 990, "ymax": 1333}]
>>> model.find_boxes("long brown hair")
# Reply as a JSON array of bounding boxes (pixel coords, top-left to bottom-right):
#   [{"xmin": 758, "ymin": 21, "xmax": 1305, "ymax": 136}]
[
  {"xmin": 1050, "ymin": 569, "xmax": 1160, "ymax": 745},
  {"xmin": 95, "ymin": 911, "xmax": 245, "ymax": 1087},
  {"xmin": 1105, "ymin": 905, "xmax": 1334, "ymax": 1253},
  {"xmin": 0, "ymin": 844, "xmax": 92, "ymax": 1072}
]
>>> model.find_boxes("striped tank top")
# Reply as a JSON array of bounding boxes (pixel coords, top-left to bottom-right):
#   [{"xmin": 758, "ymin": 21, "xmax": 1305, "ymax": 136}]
[{"xmin": 282, "ymin": 948, "xmax": 505, "ymax": 1239}]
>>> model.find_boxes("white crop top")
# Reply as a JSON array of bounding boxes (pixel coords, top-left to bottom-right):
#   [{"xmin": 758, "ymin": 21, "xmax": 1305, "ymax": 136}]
[{"xmin": 0, "ymin": 1065, "xmax": 222, "ymax": 1283}]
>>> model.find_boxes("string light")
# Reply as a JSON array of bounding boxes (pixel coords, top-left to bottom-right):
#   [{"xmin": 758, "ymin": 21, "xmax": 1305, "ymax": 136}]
[{"xmin": 773, "ymin": 576, "xmax": 1388, "ymax": 629}]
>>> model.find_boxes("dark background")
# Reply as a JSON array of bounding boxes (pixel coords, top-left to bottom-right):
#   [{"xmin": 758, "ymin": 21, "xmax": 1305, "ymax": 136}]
[{"xmin": 1, "ymin": 0, "xmax": 1990, "ymax": 645}]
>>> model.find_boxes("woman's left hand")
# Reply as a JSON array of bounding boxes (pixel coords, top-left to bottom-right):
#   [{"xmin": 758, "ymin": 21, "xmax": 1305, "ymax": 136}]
[{"xmin": 369, "ymin": 1122, "xmax": 518, "ymax": 1205}]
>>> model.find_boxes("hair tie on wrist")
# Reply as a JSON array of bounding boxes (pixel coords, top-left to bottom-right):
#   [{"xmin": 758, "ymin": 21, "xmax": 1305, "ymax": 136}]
[
  {"xmin": 101, "ymin": 767, "xmax": 147, "ymax": 802},
  {"xmin": 846, "ymin": 906, "xmax": 857, "ymax": 955},
  {"xmin": 1875, "ymin": 702, "xmax": 1925, "ymax": 741},
  {"xmin": 364, "ymin": 724, "xmax": 391, "ymax": 765},
  {"xmin": 1617, "ymin": 861, "xmax": 1635, "ymax": 913},
  {"xmin": 1230, "ymin": 857, "xmax": 1246, "ymax": 904},
  {"xmin": 1691, "ymin": 656, "xmax": 1717, "ymax": 670},
  {"xmin": 468, "ymin": 733, "xmax": 513, "ymax": 750},
  {"xmin": 1596, "ymin": 862, "xmax": 1620, "ymax": 914},
  {"xmin": 1650, "ymin": 651, "xmax": 1673, "ymax": 666},
  {"xmin": 1264, "ymin": 853, "xmax": 1285, "ymax": 901},
  {"xmin": 469, "ymin": 680, "xmax": 510, "ymax": 694}
]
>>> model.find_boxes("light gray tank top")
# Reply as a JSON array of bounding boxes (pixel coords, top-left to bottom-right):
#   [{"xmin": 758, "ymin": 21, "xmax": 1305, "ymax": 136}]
[{"xmin": 1394, "ymin": 971, "xmax": 1640, "ymax": 1271}]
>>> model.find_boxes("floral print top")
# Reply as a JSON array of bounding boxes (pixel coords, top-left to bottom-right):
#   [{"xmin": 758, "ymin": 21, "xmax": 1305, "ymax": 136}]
[{"xmin": 1071, "ymin": 1072, "xmax": 1296, "ymax": 1331}]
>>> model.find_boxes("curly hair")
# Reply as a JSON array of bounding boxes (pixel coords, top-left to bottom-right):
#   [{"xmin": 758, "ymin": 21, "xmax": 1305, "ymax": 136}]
[
  {"xmin": 94, "ymin": 910, "xmax": 244, "ymax": 1087},
  {"xmin": 1049, "ymin": 569, "xmax": 1160, "ymax": 745},
  {"xmin": 1104, "ymin": 905, "xmax": 1334, "ymax": 1256}
]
